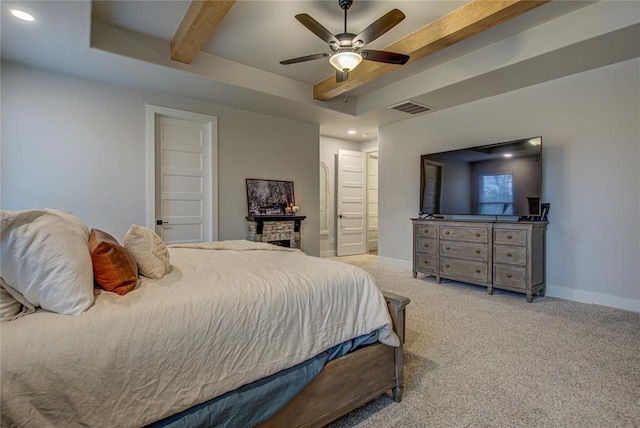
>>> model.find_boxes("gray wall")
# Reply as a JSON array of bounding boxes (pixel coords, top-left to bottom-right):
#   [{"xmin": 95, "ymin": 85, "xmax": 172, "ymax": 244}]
[
  {"xmin": 1, "ymin": 62, "xmax": 321, "ymax": 256},
  {"xmin": 378, "ymin": 58, "xmax": 640, "ymax": 312},
  {"xmin": 3, "ymin": 58, "xmax": 637, "ymax": 311}
]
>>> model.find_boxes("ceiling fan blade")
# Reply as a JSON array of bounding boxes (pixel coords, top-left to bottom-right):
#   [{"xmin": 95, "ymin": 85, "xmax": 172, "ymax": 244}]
[
  {"xmin": 295, "ymin": 14, "xmax": 339, "ymax": 45},
  {"xmin": 361, "ymin": 49, "xmax": 410, "ymax": 65},
  {"xmin": 280, "ymin": 53, "xmax": 330, "ymax": 65},
  {"xmin": 336, "ymin": 69, "xmax": 349, "ymax": 83},
  {"xmin": 353, "ymin": 9, "xmax": 405, "ymax": 46}
]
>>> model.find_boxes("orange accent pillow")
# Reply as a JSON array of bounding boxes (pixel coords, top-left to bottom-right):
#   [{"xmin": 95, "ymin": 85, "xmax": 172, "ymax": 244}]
[{"xmin": 89, "ymin": 229, "xmax": 138, "ymax": 295}]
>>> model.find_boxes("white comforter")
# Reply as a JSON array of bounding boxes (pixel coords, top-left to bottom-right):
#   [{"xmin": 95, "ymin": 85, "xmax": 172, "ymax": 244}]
[{"xmin": 1, "ymin": 243, "xmax": 398, "ymax": 427}]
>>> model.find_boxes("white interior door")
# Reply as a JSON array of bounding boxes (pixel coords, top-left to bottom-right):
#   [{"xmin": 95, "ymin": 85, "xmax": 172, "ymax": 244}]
[
  {"xmin": 157, "ymin": 116, "xmax": 210, "ymax": 244},
  {"xmin": 337, "ymin": 149, "xmax": 366, "ymax": 256}
]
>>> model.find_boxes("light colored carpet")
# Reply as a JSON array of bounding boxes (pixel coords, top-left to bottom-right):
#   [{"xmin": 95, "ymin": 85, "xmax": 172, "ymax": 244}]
[{"xmin": 328, "ymin": 255, "xmax": 640, "ymax": 427}]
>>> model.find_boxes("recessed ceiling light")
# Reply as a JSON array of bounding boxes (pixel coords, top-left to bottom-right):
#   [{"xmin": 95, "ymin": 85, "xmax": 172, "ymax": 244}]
[
  {"xmin": 347, "ymin": 130, "xmax": 356, "ymax": 135},
  {"xmin": 11, "ymin": 9, "xmax": 34, "ymax": 22},
  {"xmin": 503, "ymin": 153, "xmax": 513, "ymax": 158}
]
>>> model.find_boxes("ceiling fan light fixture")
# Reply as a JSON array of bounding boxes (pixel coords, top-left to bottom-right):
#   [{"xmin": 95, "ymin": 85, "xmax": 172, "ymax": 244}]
[
  {"xmin": 329, "ymin": 51, "xmax": 362, "ymax": 72},
  {"xmin": 282, "ymin": 3, "xmax": 408, "ymax": 84}
]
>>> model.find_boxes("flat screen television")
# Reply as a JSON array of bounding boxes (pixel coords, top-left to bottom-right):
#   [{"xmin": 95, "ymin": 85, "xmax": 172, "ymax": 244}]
[{"xmin": 420, "ymin": 136, "xmax": 542, "ymax": 217}]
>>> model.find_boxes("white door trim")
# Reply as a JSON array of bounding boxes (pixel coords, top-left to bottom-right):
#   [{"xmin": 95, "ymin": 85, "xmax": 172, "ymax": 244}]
[{"xmin": 146, "ymin": 105, "xmax": 218, "ymax": 241}]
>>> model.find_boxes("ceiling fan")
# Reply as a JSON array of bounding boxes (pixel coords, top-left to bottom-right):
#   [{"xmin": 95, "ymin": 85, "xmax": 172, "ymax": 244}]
[{"xmin": 280, "ymin": 0, "xmax": 410, "ymax": 83}]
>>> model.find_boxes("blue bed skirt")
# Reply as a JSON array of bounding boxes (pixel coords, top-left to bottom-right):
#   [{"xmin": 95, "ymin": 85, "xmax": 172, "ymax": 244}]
[{"xmin": 149, "ymin": 331, "xmax": 379, "ymax": 428}]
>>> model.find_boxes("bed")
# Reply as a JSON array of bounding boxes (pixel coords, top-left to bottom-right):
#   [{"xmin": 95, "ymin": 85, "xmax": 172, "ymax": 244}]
[{"xmin": 0, "ymin": 209, "xmax": 409, "ymax": 427}]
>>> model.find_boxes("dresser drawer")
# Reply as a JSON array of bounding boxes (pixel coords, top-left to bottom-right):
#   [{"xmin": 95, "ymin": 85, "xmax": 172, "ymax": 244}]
[
  {"xmin": 494, "ymin": 245, "xmax": 527, "ymax": 266},
  {"xmin": 415, "ymin": 224, "xmax": 437, "ymax": 238},
  {"xmin": 441, "ymin": 257, "xmax": 488, "ymax": 282},
  {"xmin": 440, "ymin": 226, "xmax": 488, "ymax": 243},
  {"xmin": 494, "ymin": 229, "xmax": 527, "ymax": 246},
  {"xmin": 416, "ymin": 237, "xmax": 437, "ymax": 254},
  {"xmin": 440, "ymin": 241, "xmax": 487, "ymax": 262},
  {"xmin": 415, "ymin": 253, "xmax": 437, "ymax": 271},
  {"xmin": 494, "ymin": 264, "xmax": 527, "ymax": 289}
]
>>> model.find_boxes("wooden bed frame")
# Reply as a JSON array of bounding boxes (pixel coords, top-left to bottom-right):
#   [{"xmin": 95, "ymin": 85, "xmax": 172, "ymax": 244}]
[{"xmin": 259, "ymin": 291, "xmax": 410, "ymax": 427}]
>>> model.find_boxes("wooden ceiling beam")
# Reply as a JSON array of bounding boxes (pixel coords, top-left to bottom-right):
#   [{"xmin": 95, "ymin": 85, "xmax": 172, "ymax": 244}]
[
  {"xmin": 171, "ymin": 0, "xmax": 237, "ymax": 64},
  {"xmin": 313, "ymin": 0, "xmax": 551, "ymax": 101}
]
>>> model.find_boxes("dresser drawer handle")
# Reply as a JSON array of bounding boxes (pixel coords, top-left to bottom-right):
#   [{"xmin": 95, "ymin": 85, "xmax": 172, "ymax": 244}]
[
  {"xmin": 446, "ymin": 246, "xmax": 450, "ymax": 251},
  {"xmin": 445, "ymin": 264, "xmax": 450, "ymax": 268},
  {"xmin": 475, "ymin": 249, "xmax": 481, "ymax": 254},
  {"xmin": 423, "ymin": 260, "xmax": 429, "ymax": 265},
  {"xmin": 476, "ymin": 233, "xmax": 480, "ymax": 237},
  {"xmin": 445, "ymin": 230, "xmax": 450, "ymax": 235},
  {"xmin": 507, "ymin": 234, "xmax": 512, "ymax": 239},
  {"xmin": 506, "ymin": 273, "xmax": 512, "ymax": 278},
  {"xmin": 476, "ymin": 269, "xmax": 481, "ymax": 273},
  {"xmin": 424, "ymin": 229, "xmax": 429, "ymax": 234},
  {"xmin": 424, "ymin": 243, "xmax": 429, "ymax": 248},
  {"xmin": 506, "ymin": 252, "xmax": 512, "ymax": 257}
]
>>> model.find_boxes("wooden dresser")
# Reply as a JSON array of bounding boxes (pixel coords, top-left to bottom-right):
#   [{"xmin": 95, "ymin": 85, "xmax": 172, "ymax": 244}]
[{"xmin": 412, "ymin": 218, "xmax": 547, "ymax": 302}]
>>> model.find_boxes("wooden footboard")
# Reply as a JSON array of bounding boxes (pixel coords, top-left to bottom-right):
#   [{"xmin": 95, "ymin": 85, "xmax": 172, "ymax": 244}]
[{"xmin": 259, "ymin": 292, "xmax": 410, "ymax": 428}]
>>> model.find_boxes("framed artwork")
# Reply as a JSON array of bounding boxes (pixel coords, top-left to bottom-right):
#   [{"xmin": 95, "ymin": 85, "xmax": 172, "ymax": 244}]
[{"xmin": 246, "ymin": 179, "xmax": 295, "ymax": 216}]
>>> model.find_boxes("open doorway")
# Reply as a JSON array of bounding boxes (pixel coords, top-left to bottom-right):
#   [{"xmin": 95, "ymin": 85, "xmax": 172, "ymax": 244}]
[{"xmin": 319, "ymin": 136, "xmax": 378, "ymax": 258}]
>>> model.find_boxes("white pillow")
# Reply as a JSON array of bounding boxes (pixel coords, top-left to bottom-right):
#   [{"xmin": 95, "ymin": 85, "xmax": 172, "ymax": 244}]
[
  {"xmin": 0, "ymin": 278, "xmax": 35, "ymax": 321},
  {"xmin": 123, "ymin": 225, "xmax": 170, "ymax": 279},
  {"xmin": 0, "ymin": 285, "xmax": 22, "ymax": 321},
  {"xmin": 0, "ymin": 208, "xmax": 94, "ymax": 315}
]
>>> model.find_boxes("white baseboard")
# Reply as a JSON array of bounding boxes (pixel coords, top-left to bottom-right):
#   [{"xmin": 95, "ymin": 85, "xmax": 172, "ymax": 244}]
[
  {"xmin": 377, "ymin": 256, "xmax": 412, "ymax": 270},
  {"xmin": 546, "ymin": 285, "xmax": 640, "ymax": 313},
  {"xmin": 376, "ymin": 257, "xmax": 639, "ymax": 313}
]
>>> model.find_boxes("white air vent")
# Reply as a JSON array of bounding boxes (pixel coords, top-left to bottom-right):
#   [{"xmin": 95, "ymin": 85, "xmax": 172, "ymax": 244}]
[{"xmin": 388, "ymin": 100, "xmax": 432, "ymax": 115}]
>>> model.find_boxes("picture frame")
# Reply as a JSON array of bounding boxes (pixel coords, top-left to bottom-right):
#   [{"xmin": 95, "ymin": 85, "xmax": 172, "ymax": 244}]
[{"xmin": 246, "ymin": 179, "xmax": 295, "ymax": 216}]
